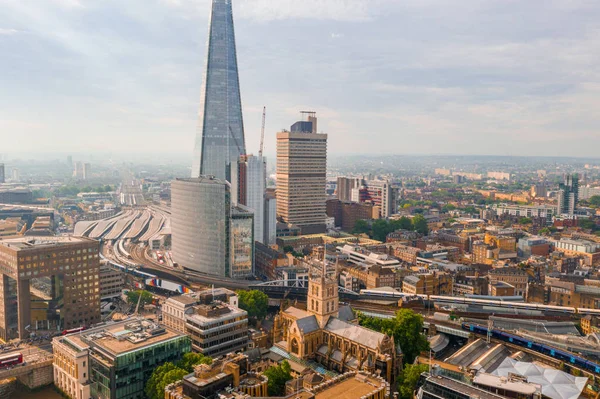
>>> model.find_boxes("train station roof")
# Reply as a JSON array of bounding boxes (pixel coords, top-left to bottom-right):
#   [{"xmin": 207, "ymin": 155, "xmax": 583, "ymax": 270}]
[{"xmin": 490, "ymin": 358, "xmax": 587, "ymax": 399}]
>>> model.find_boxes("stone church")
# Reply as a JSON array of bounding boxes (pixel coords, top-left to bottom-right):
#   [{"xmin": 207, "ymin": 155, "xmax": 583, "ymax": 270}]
[{"xmin": 272, "ymin": 266, "xmax": 402, "ymax": 383}]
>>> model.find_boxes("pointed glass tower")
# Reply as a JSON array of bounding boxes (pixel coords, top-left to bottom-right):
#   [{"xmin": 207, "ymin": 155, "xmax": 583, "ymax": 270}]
[{"xmin": 192, "ymin": 0, "xmax": 246, "ymax": 181}]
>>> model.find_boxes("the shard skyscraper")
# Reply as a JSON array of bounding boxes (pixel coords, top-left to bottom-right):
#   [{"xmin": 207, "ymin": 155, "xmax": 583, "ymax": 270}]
[{"xmin": 191, "ymin": 0, "xmax": 246, "ymax": 181}]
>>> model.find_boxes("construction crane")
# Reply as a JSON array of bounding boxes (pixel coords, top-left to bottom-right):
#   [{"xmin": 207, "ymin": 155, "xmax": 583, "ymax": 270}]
[{"xmin": 259, "ymin": 106, "xmax": 266, "ymax": 157}]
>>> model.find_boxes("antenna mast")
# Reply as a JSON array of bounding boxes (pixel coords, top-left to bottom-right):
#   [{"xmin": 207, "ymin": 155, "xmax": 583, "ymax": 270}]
[{"xmin": 259, "ymin": 106, "xmax": 266, "ymax": 157}]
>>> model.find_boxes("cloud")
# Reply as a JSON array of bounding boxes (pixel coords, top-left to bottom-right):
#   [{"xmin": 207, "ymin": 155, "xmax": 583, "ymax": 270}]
[
  {"xmin": 2, "ymin": 0, "xmax": 600, "ymax": 157},
  {"xmin": 161, "ymin": 0, "xmax": 378, "ymax": 22},
  {"xmin": 0, "ymin": 28, "xmax": 20, "ymax": 35}
]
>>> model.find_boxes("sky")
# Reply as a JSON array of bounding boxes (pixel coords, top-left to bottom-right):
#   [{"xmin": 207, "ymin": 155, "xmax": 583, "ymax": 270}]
[{"xmin": 1, "ymin": 0, "xmax": 600, "ymax": 159}]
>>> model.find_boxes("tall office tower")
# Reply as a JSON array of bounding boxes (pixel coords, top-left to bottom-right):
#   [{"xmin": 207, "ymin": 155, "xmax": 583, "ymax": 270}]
[
  {"xmin": 73, "ymin": 161, "xmax": 84, "ymax": 179},
  {"xmin": 351, "ymin": 179, "xmax": 397, "ymax": 218},
  {"xmin": 0, "ymin": 237, "xmax": 101, "ymax": 340},
  {"xmin": 276, "ymin": 112, "xmax": 328, "ymax": 234},
  {"xmin": 172, "ymin": 177, "xmax": 231, "ymax": 277},
  {"xmin": 172, "ymin": 177, "xmax": 255, "ymax": 279},
  {"xmin": 530, "ymin": 184, "xmax": 547, "ymax": 198},
  {"xmin": 0, "ymin": 163, "xmax": 4, "ymax": 183},
  {"xmin": 191, "ymin": 0, "xmax": 246, "ymax": 181},
  {"xmin": 365, "ymin": 179, "xmax": 397, "ymax": 218},
  {"xmin": 83, "ymin": 163, "xmax": 91, "ymax": 180},
  {"xmin": 336, "ymin": 177, "xmax": 361, "ymax": 201},
  {"xmin": 264, "ymin": 189, "xmax": 277, "ymax": 245},
  {"xmin": 231, "ymin": 155, "xmax": 266, "ymax": 244},
  {"xmin": 557, "ymin": 174, "xmax": 579, "ymax": 216},
  {"xmin": 66, "ymin": 155, "xmax": 73, "ymax": 168},
  {"xmin": 11, "ymin": 168, "xmax": 19, "ymax": 182}
]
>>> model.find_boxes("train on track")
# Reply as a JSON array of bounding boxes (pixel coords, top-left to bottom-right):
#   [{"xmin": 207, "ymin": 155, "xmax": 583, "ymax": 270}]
[
  {"xmin": 462, "ymin": 322, "xmax": 600, "ymax": 374},
  {"xmin": 359, "ymin": 289, "xmax": 600, "ymax": 315}
]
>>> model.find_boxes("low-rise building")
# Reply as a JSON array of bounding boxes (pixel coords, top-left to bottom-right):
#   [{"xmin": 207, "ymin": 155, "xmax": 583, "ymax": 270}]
[
  {"xmin": 391, "ymin": 244, "xmax": 420, "ymax": 265},
  {"xmin": 326, "ymin": 199, "xmax": 378, "ymax": 231},
  {"xmin": 165, "ymin": 352, "xmax": 268, "ymax": 399},
  {"xmin": 517, "ymin": 236, "xmax": 551, "ymax": 258},
  {"xmin": 489, "ymin": 281, "xmax": 516, "ymax": 297},
  {"xmin": 52, "ymin": 318, "xmax": 190, "ymax": 399},
  {"xmin": 419, "ymin": 373, "xmax": 506, "ymax": 399},
  {"xmin": 489, "ymin": 267, "xmax": 528, "ymax": 296},
  {"xmin": 402, "ymin": 272, "xmax": 452, "ymax": 295},
  {"xmin": 338, "ymin": 244, "xmax": 400, "ymax": 268},
  {"xmin": 553, "ymin": 238, "xmax": 600, "ymax": 266},
  {"xmin": 162, "ymin": 288, "xmax": 248, "ymax": 357},
  {"xmin": 453, "ymin": 276, "xmax": 488, "ymax": 296}
]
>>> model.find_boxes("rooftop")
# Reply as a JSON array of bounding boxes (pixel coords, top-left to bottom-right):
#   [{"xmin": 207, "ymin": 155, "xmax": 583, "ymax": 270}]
[
  {"xmin": 63, "ymin": 318, "xmax": 184, "ymax": 357},
  {"xmin": 492, "ymin": 358, "xmax": 587, "ymax": 399},
  {"xmin": 0, "ymin": 236, "xmax": 97, "ymax": 251},
  {"xmin": 313, "ymin": 373, "xmax": 387, "ymax": 399},
  {"xmin": 474, "ymin": 373, "xmax": 539, "ymax": 395},
  {"xmin": 424, "ymin": 374, "xmax": 506, "ymax": 399}
]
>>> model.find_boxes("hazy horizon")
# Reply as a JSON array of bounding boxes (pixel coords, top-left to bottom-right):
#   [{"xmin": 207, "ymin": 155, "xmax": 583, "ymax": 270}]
[{"xmin": 2, "ymin": 0, "xmax": 600, "ymax": 157}]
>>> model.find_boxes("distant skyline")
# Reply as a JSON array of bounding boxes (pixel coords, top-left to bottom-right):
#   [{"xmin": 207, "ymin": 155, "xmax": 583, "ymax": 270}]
[{"xmin": 1, "ymin": 0, "xmax": 600, "ymax": 157}]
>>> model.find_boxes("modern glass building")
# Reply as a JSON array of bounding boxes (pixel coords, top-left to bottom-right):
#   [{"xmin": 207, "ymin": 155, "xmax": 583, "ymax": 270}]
[
  {"xmin": 171, "ymin": 177, "xmax": 231, "ymax": 277},
  {"xmin": 53, "ymin": 318, "xmax": 190, "ymax": 399},
  {"xmin": 191, "ymin": 0, "xmax": 246, "ymax": 181},
  {"xmin": 230, "ymin": 205, "xmax": 254, "ymax": 279}
]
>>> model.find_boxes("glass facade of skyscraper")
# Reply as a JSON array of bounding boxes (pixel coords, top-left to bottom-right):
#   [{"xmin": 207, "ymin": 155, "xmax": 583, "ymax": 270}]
[
  {"xmin": 192, "ymin": 0, "xmax": 246, "ymax": 181},
  {"xmin": 171, "ymin": 177, "xmax": 231, "ymax": 277}
]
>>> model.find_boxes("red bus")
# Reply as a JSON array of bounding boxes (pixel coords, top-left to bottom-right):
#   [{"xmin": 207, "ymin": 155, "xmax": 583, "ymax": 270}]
[
  {"xmin": 0, "ymin": 353, "xmax": 23, "ymax": 368},
  {"xmin": 61, "ymin": 327, "xmax": 86, "ymax": 335}
]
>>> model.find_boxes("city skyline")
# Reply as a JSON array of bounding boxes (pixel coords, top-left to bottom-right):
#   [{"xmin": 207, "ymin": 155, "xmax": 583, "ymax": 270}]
[{"xmin": 2, "ymin": 1, "xmax": 600, "ymax": 157}]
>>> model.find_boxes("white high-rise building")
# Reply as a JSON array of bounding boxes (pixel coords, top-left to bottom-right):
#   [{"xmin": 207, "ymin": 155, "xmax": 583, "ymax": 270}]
[
  {"xmin": 264, "ymin": 191, "xmax": 277, "ymax": 245},
  {"xmin": 231, "ymin": 155, "xmax": 267, "ymax": 244}
]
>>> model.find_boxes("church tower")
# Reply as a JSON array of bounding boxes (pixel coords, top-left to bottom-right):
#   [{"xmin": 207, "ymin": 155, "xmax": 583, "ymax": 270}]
[{"xmin": 307, "ymin": 263, "xmax": 339, "ymax": 328}]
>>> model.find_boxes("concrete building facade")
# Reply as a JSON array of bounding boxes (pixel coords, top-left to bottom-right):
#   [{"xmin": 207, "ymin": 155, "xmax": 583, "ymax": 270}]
[
  {"xmin": 0, "ymin": 236, "xmax": 101, "ymax": 340},
  {"xmin": 276, "ymin": 113, "xmax": 328, "ymax": 235},
  {"xmin": 162, "ymin": 289, "xmax": 248, "ymax": 358}
]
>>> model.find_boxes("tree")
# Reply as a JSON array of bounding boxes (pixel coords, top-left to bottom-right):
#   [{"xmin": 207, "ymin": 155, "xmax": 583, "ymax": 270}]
[
  {"xmin": 579, "ymin": 218, "xmax": 598, "ymax": 231},
  {"xmin": 372, "ymin": 219, "xmax": 393, "ymax": 241},
  {"xmin": 263, "ymin": 360, "xmax": 292, "ymax": 396},
  {"xmin": 176, "ymin": 352, "xmax": 212, "ymax": 372},
  {"xmin": 352, "ymin": 219, "xmax": 371, "ymax": 235},
  {"xmin": 126, "ymin": 290, "xmax": 153, "ymax": 307},
  {"xmin": 411, "ymin": 215, "xmax": 429, "ymax": 235},
  {"xmin": 145, "ymin": 362, "xmax": 182, "ymax": 399},
  {"xmin": 518, "ymin": 217, "xmax": 532, "ymax": 225},
  {"xmin": 237, "ymin": 290, "xmax": 269, "ymax": 320},
  {"xmin": 358, "ymin": 309, "xmax": 429, "ymax": 364},
  {"xmin": 441, "ymin": 204, "xmax": 456, "ymax": 213},
  {"xmin": 395, "ymin": 216, "xmax": 413, "ymax": 231},
  {"xmin": 589, "ymin": 196, "xmax": 600, "ymax": 207},
  {"xmin": 397, "ymin": 363, "xmax": 429, "ymax": 399},
  {"xmin": 283, "ymin": 245, "xmax": 294, "ymax": 254},
  {"xmin": 538, "ymin": 227, "xmax": 551, "ymax": 235}
]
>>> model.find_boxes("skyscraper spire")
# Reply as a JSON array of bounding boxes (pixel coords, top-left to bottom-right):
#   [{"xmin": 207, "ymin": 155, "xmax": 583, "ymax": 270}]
[{"xmin": 192, "ymin": 0, "xmax": 246, "ymax": 181}]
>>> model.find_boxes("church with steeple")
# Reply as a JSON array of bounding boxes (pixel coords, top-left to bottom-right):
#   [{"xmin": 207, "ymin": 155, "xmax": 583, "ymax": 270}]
[{"xmin": 272, "ymin": 263, "xmax": 402, "ymax": 383}]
